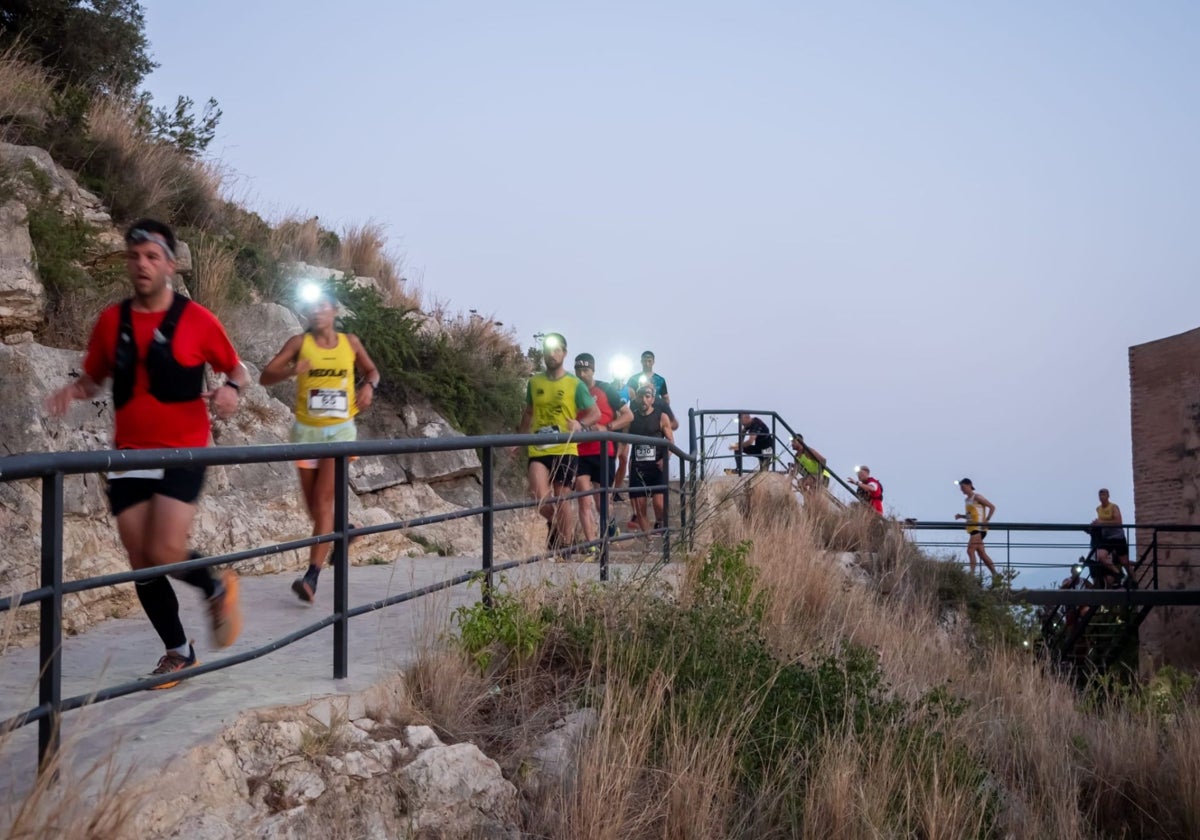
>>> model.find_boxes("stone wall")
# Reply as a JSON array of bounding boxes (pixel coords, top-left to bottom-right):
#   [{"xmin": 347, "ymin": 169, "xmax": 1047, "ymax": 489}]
[{"xmin": 1129, "ymin": 326, "xmax": 1200, "ymax": 671}]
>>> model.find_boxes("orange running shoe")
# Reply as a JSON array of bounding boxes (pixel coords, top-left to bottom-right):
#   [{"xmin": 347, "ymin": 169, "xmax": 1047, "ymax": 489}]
[
  {"xmin": 149, "ymin": 642, "xmax": 198, "ymax": 690},
  {"xmin": 208, "ymin": 570, "xmax": 242, "ymax": 648}
]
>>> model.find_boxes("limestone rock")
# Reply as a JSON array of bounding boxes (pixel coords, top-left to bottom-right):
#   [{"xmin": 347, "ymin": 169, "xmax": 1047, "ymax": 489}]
[
  {"xmin": 0, "ymin": 201, "xmax": 44, "ymax": 334},
  {"xmin": 174, "ymin": 240, "xmax": 193, "ymax": 275},
  {"xmin": 0, "ymin": 143, "xmax": 113, "ymax": 228},
  {"xmin": 399, "ymin": 742, "xmax": 520, "ymax": 839},
  {"xmin": 522, "ymin": 709, "xmax": 598, "ymax": 799}
]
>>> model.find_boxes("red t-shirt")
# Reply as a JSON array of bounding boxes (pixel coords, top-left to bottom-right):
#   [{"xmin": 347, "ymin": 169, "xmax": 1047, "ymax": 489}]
[
  {"xmin": 578, "ymin": 383, "xmax": 619, "ymax": 457},
  {"xmin": 83, "ymin": 300, "xmax": 240, "ymax": 449}
]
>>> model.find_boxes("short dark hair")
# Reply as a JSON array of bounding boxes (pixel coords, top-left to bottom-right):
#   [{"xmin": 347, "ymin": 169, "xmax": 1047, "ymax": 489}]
[
  {"xmin": 641, "ymin": 350, "xmax": 654, "ymax": 359},
  {"xmin": 125, "ymin": 218, "xmax": 177, "ymax": 256},
  {"xmin": 959, "ymin": 477, "xmax": 973, "ymax": 488}
]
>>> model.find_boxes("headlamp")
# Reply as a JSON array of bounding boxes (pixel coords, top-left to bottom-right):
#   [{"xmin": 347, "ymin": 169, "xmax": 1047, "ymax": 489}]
[
  {"xmin": 609, "ymin": 354, "xmax": 633, "ymax": 381},
  {"xmin": 298, "ymin": 282, "xmax": 323, "ymax": 305}
]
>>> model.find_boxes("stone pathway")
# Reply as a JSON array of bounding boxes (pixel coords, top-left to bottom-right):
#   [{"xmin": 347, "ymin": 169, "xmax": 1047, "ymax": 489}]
[{"xmin": 0, "ymin": 549, "xmax": 667, "ymax": 808}]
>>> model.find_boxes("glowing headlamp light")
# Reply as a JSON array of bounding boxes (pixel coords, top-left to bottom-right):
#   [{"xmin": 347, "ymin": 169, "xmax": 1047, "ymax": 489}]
[
  {"xmin": 298, "ymin": 282, "xmax": 323, "ymax": 305},
  {"xmin": 609, "ymin": 354, "xmax": 633, "ymax": 382}
]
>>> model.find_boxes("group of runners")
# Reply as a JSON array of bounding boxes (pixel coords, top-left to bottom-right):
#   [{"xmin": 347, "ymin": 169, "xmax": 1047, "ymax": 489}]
[
  {"xmin": 732, "ymin": 414, "xmax": 1133, "ymax": 588},
  {"xmin": 47, "ymin": 219, "xmax": 380, "ymax": 686},
  {"xmin": 517, "ymin": 334, "xmax": 678, "ymax": 555},
  {"xmin": 40, "ymin": 218, "xmax": 1133, "ymax": 685}
]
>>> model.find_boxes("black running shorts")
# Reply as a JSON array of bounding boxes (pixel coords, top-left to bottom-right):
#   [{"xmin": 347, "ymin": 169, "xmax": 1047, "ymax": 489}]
[
  {"xmin": 106, "ymin": 465, "xmax": 207, "ymax": 517},
  {"xmin": 967, "ymin": 529, "xmax": 987, "ymax": 541},
  {"xmin": 630, "ymin": 464, "xmax": 664, "ymax": 498},
  {"xmin": 577, "ymin": 454, "xmax": 615, "ymax": 485},
  {"xmin": 529, "ymin": 454, "xmax": 578, "ymax": 487}
]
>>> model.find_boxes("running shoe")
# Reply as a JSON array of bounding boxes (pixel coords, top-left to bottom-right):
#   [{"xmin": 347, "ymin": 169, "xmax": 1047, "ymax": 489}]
[
  {"xmin": 612, "ymin": 493, "xmax": 626, "ymax": 502},
  {"xmin": 208, "ymin": 569, "xmax": 243, "ymax": 648},
  {"xmin": 291, "ymin": 577, "xmax": 316, "ymax": 604},
  {"xmin": 149, "ymin": 642, "xmax": 198, "ymax": 690}
]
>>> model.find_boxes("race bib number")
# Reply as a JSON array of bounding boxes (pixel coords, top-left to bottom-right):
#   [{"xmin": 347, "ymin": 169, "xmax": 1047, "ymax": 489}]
[
  {"xmin": 106, "ymin": 469, "xmax": 165, "ymax": 480},
  {"xmin": 634, "ymin": 444, "xmax": 657, "ymax": 462},
  {"xmin": 308, "ymin": 388, "xmax": 349, "ymax": 418},
  {"xmin": 534, "ymin": 424, "xmax": 560, "ymax": 451}
]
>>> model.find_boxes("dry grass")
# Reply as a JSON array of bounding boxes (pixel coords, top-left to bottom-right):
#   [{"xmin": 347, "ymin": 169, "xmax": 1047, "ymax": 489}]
[
  {"xmin": 84, "ymin": 96, "xmax": 225, "ymax": 225},
  {"xmin": 336, "ymin": 220, "xmax": 420, "ymax": 310},
  {"xmin": 0, "ymin": 46, "xmax": 52, "ymax": 138},
  {"xmin": 189, "ymin": 233, "xmax": 238, "ymax": 317},
  {"xmin": 392, "ymin": 492, "xmax": 1200, "ymax": 838},
  {"xmin": 269, "ymin": 214, "xmax": 326, "ymax": 264}
]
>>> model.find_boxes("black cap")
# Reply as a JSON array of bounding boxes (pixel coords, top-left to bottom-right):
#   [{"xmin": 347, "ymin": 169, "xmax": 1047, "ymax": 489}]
[
  {"xmin": 574, "ymin": 353, "xmax": 595, "ymax": 368},
  {"xmin": 959, "ymin": 477, "xmax": 973, "ymax": 486}
]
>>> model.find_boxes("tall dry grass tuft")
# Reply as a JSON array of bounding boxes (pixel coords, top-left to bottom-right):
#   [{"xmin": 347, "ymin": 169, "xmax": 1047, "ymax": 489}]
[
  {"xmin": 537, "ymin": 665, "xmax": 670, "ymax": 840},
  {"xmin": 189, "ymin": 234, "xmax": 237, "ymax": 317},
  {"xmin": 83, "ymin": 96, "xmax": 225, "ymax": 225},
  {"xmin": 336, "ymin": 220, "xmax": 418, "ymax": 309},
  {"xmin": 269, "ymin": 214, "xmax": 326, "ymax": 264},
  {"xmin": 0, "ymin": 46, "xmax": 52, "ymax": 137}
]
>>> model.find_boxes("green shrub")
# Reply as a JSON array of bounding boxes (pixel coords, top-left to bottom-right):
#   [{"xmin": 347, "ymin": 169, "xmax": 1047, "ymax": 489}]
[
  {"xmin": 452, "ymin": 579, "xmax": 549, "ymax": 673},
  {"xmin": 333, "ymin": 277, "xmax": 527, "ymax": 436}
]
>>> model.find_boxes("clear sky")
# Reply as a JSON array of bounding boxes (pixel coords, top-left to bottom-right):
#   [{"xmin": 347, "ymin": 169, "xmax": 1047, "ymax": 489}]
[{"xmin": 141, "ymin": 1, "xmax": 1200, "ymax": 583}]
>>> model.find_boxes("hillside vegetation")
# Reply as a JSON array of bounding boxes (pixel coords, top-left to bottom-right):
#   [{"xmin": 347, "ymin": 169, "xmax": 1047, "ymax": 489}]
[
  {"xmin": 0, "ymin": 4, "xmax": 528, "ymax": 435},
  {"xmin": 410, "ymin": 499, "xmax": 1200, "ymax": 839}
]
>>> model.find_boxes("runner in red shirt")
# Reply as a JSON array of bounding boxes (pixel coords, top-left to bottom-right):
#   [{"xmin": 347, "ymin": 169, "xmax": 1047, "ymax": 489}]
[
  {"xmin": 848, "ymin": 466, "xmax": 884, "ymax": 515},
  {"xmin": 572, "ymin": 353, "xmax": 633, "ymax": 555},
  {"xmin": 46, "ymin": 219, "xmax": 248, "ymax": 688}
]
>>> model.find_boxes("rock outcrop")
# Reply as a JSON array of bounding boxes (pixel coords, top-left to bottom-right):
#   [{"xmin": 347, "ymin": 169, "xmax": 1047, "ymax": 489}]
[{"xmin": 137, "ymin": 685, "xmax": 521, "ymax": 839}]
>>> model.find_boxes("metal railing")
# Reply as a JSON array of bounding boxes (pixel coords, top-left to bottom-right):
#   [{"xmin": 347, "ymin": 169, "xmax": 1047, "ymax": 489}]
[
  {"xmin": 900, "ymin": 520, "xmax": 1200, "ymax": 585},
  {"xmin": 0, "ymin": 430, "xmax": 697, "ymax": 772},
  {"xmin": 691, "ymin": 409, "xmax": 859, "ymax": 505}
]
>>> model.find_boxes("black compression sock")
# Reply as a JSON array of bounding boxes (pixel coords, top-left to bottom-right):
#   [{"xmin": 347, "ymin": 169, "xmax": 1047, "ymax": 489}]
[
  {"xmin": 303, "ymin": 564, "xmax": 321, "ymax": 587},
  {"xmin": 172, "ymin": 551, "xmax": 218, "ymax": 598},
  {"xmin": 135, "ymin": 576, "xmax": 187, "ymax": 650}
]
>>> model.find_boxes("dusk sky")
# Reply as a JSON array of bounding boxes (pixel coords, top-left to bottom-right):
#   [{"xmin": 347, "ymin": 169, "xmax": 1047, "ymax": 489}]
[{"xmin": 142, "ymin": 1, "xmax": 1200, "ymax": 583}]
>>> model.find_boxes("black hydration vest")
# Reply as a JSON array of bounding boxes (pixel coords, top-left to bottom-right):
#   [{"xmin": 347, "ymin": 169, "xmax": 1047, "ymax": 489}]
[{"xmin": 111, "ymin": 293, "xmax": 206, "ymax": 410}]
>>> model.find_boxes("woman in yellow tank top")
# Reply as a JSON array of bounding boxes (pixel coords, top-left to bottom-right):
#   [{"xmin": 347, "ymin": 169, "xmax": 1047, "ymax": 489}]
[
  {"xmin": 261, "ymin": 290, "xmax": 379, "ymax": 603},
  {"xmin": 954, "ymin": 477, "xmax": 998, "ymax": 581}
]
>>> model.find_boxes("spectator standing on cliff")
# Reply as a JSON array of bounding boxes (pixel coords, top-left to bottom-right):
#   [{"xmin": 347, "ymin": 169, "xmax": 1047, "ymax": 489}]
[
  {"xmin": 45, "ymin": 219, "xmax": 248, "ymax": 688},
  {"xmin": 260, "ymin": 287, "xmax": 380, "ymax": 604}
]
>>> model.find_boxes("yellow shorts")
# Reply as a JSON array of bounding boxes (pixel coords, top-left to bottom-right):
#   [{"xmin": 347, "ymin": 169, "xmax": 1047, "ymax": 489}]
[{"xmin": 290, "ymin": 420, "xmax": 357, "ymax": 469}]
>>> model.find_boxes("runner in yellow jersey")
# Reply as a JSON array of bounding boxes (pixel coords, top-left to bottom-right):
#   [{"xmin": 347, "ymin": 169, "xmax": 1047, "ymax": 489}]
[
  {"xmin": 517, "ymin": 333, "xmax": 599, "ymax": 554},
  {"xmin": 955, "ymin": 477, "xmax": 998, "ymax": 582},
  {"xmin": 1091, "ymin": 488, "xmax": 1134, "ymax": 587},
  {"xmin": 261, "ymin": 288, "xmax": 379, "ymax": 602}
]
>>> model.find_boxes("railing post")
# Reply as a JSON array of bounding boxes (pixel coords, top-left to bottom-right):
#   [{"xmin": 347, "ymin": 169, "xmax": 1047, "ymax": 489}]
[
  {"xmin": 677, "ymin": 452, "xmax": 687, "ymax": 554},
  {"xmin": 332, "ymin": 455, "xmax": 350, "ymax": 680},
  {"xmin": 662, "ymin": 458, "xmax": 671, "ymax": 564},
  {"xmin": 770, "ymin": 414, "xmax": 777, "ymax": 473},
  {"xmin": 697, "ymin": 411, "xmax": 706, "ymax": 481},
  {"xmin": 481, "ymin": 447, "xmax": 494, "ymax": 608},
  {"xmin": 38, "ymin": 471, "xmax": 64, "ymax": 773},
  {"xmin": 1153, "ymin": 532, "xmax": 1159, "ymax": 590},
  {"xmin": 599, "ymin": 448, "xmax": 610, "ymax": 582},
  {"xmin": 688, "ymin": 409, "xmax": 697, "ymax": 552}
]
